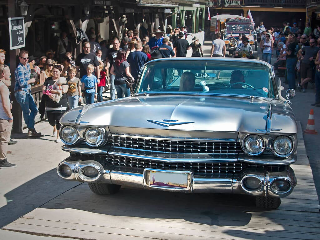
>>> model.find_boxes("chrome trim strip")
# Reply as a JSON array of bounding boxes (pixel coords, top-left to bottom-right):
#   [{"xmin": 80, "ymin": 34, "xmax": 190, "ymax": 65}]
[
  {"xmin": 62, "ymin": 146, "xmax": 295, "ymax": 165},
  {"xmin": 108, "ymin": 151, "xmax": 238, "ymax": 163},
  {"xmin": 111, "ymin": 134, "xmax": 237, "ymax": 142},
  {"xmin": 112, "ymin": 146, "xmax": 239, "ymax": 155}
]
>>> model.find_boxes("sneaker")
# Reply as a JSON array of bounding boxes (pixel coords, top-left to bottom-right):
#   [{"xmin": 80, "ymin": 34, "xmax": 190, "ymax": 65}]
[
  {"xmin": 55, "ymin": 139, "xmax": 61, "ymax": 143},
  {"xmin": 28, "ymin": 129, "xmax": 42, "ymax": 138},
  {"xmin": 8, "ymin": 139, "xmax": 17, "ymax": 145},
  {"xmin": 0, "ymin": 159, "xmax": 15, "ymax": 168}
]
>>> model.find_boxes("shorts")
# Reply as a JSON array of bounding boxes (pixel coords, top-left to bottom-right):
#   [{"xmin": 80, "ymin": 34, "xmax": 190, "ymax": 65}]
[
  {"xmin": 46, "ymin": 111, "xmax": 65, "ymax": 130},
  {"xmin": 300, "ymin": 62, "xmax": 314, "ymax": 79}
]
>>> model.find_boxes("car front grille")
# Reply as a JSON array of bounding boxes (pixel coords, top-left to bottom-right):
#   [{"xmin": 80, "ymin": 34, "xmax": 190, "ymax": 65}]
[
  {"xmin": 109, "ymin": 134, "xmax": 242, "ymax": 158},
  {"xmin": 105, "ymin": 154, "xmax": 243, "ymax": 178}
]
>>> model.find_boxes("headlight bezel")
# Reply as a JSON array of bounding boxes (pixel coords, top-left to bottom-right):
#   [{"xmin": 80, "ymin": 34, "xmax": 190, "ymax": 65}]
[
  {"xmin": 60, "ymin": 126, "xmax": 80, "ymax": 145},
  {"xmin": 240, "ymin": 133, "xmax": 296, "ymax": 158},
  {"xmin": 84, "ymin": 127, "xmax": 106, "ymax": 147},
  {"xmin": 272, "ymin": 135, "xmax": 294, "ymax": 158},
  {"xmin": 242, "ymin": 134, "xmax": 265, "ymax": 156}
]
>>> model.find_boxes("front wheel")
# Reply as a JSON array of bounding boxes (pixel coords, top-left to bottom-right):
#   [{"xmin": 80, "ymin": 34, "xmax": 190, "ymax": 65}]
[
  {"xmin": 255, "ymin": 196, "xmax": 281, "ymax": 210},
  {"xmin": 88, "ymin": 182, "xmax": 121, "ymax": 195}
]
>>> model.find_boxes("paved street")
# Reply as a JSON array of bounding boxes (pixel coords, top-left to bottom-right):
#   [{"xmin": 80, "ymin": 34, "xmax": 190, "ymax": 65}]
[{"xmin": 0, "ymin": 42, "xmax": 320, "ymax": 239}]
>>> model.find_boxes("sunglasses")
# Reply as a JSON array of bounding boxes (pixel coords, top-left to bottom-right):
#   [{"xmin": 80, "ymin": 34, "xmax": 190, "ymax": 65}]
[
  {"xmin": 301, "ymin": 38, "xmax": 307, "ymax": 39},
  {"xmin": 20, "ymin": 57, "xmax": 28, "ymax": 60}
]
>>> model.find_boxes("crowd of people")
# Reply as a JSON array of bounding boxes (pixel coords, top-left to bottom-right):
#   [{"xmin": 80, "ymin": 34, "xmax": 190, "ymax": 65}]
[
  {"xmin": 0, "ymin": 26, "xmax": 204, "ymax": 168},
  {"xmin": 266, "ymin": 21, "xmax": 320, "ymax": 104}
]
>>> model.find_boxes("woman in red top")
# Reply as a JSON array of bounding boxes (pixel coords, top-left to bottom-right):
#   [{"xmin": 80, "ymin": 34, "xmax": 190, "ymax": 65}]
[{"xmin": 143, "ymin": 45, "xmax": 151, "ymax": 60}]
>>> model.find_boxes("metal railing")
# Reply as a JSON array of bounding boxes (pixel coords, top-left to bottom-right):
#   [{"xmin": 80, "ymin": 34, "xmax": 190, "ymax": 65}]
[{"xmin": 244, "ymin": 0, "xmax": 306, "ymax": 7}]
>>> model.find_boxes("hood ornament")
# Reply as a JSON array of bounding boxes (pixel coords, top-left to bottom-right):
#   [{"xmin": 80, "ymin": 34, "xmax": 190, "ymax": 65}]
[{"xmin": 147, "ymin": 119, "xmax": 194, "ymax": 127}]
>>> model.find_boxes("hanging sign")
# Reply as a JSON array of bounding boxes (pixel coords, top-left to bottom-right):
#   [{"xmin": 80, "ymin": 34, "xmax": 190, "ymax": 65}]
[{"xmin": 9, "ymin": 17, "xmax": 25, "ymax": 50}]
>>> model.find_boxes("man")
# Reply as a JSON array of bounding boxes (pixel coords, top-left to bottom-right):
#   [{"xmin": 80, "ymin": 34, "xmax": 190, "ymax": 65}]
[
  {"xmin": 300, "ymin": 38, "xmax": 319, "ymax": 92},
  {"xmin": 159, "ymin": 38, "xmax": 175, "ymax": 58},
  {"xmin": 286, "ymin": 34, "xmax": 298, "ymax": 90},
  {"xmin": 179, "ymin": 72, "xmax": 195, "ymax": 91},
  {"xmin": 314, "ymin": 26, "xmax": 320, "ymax": 39},
  {"xmin": 304, "ymin": 23, "xmax": 312, "ymax": 36},
  {"xmin": 291, "ymin": 23, "xmax": 299, "ymax": 34},
  {"xmin": 89, "ymin": 34, "xmax": 101, "ymax": 54},
  {"xmin": 107, "ymin": 37, "xmax": 121, "ymax": 100},
  {"xmin": 14, "ymin": 50, "xmax": 41, "ymax": 137},
  {"xmin": 56, "ymin": 32, "xmax": 70, "ymax": 62},
  {"xmin": 210, "ymin": 33, "xmax": 225, "ymax": 57},
  {"xmin": 75, "ymin": 41, "xmax": 100, "ymax": 79},
  {"xmin": 0, "ymin": 65, "xmax": 14, "ymax": 167},
  {"xmin": 230, "ymin": 70, "xmax": 245, "ymax": 88},
  {"xmin": 174, "ymin": 32, "xmax": 190, "ymax": 57},
  {"xmin": 235, "ymin": 36, "xmax": 253, "ymax": 58},
  {"xmin": 148, "ymin": 29, "xmax": 164, "ymax": 49},
  {"xmin": 0, "ymin": 49, "xmax": 11, "ymax": 87},
  {"xmin": 127, "ymin": 41, "xmax": 148, "ymax": 86}
]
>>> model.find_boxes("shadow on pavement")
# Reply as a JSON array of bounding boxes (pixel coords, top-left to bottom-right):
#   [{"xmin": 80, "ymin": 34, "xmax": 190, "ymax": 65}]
[{"xmin": 0, "ymin": 169, "xmax": 80, "ymax": 228}]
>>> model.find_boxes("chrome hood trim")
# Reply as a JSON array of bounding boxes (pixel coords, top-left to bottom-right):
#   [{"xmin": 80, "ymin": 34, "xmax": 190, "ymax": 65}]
[{"xmin": 60, "ymin": 95, "xmax": 297, "ymax": 134}]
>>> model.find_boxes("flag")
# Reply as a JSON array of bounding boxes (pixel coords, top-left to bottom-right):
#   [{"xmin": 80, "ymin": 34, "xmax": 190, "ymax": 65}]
[
  {"xmin": 247, "ymin": 10, "xmax": 254, "ymax": 24},
  {"xmin": 207, "ymin": 7, "xmax": 211, "ymax": 21}
]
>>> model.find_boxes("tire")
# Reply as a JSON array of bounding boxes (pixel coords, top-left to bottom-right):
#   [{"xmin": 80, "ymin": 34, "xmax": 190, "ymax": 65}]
[
  {"xmin": 255, "ymin": 196, "xmax": 281, "ymax": 210},
  {"xmin": 88, "ymin": 182, "xmax": 121, "ymax": 195}
]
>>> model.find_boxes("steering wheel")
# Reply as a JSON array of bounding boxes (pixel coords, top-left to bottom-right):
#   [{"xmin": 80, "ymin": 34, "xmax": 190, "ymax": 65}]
[{"xmin": 230, "ymin": 82, "xmax": 255, "ymax": 89}]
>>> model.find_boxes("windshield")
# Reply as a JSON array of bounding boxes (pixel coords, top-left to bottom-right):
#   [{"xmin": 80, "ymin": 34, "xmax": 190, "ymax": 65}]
[{"xmin": 136, "ymin": 59, "xmax": 274, "ymax": 98}]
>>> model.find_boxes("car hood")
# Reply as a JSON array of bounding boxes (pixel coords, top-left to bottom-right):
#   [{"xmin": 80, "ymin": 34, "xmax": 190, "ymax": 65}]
[{"xmin": 61, "ymin": 95, "xmax": 296, "ymax": 134}]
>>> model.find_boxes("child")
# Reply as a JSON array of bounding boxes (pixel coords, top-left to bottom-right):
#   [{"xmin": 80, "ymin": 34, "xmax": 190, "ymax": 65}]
[
  {"xmin": 67, "ymin": 68, "xmax": 81, "ymax": 109},
  {"xmin": 81, "ymin": 64, "xmax": 98, "ymax": 104},
  {"xmin": 43, "ymin": 77, "xmax": 66, "ymax": 103}
]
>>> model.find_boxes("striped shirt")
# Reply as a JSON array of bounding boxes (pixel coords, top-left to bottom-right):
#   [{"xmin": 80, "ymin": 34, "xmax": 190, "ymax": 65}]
[{"xmin": 14, "ymin": 63, "xmax": 31, "ymax": 92}]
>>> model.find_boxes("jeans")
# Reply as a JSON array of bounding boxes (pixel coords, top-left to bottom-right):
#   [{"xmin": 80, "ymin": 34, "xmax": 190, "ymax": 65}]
[
  {"xmin": 68, "ymin": 95, "xmax": 79, "ymax": 109},
  {"xmin": 97, "ymin": 86, "xmax": 104, "ymax": 102},
  {"xmin": 14, "ymin": 91, "xmax": 38, "ymax": 130},
  {"xmin": 85, "ymin": 92, "xmax": 95, "ymax": 104},
  {"xmin": 115, "ymin": 84, "xmax": 130, "ymax": 99},
  {"xmin": 286, "ymin": 58, "xmax": 297, "ymax": 89},
  {"xmin": 315, "ymin": 70, "xmax": 320, "ymax": 103},
  {"xmin": 262, "ymin": 53, "xmax": 272, "ymax": 64},
  {"xmin": 110, "ymin": 75, "xmax": 116, "ymax": 100}
]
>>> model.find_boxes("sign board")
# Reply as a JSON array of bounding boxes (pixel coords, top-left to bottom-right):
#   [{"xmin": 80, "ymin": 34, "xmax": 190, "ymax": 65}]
[
  {"xmin": 9, "ymin": 17, "xmax": 25, "ymax": 50},
  {"xmin": 93, "ymin": 0, "xmax": 111, "ymax": 5}
]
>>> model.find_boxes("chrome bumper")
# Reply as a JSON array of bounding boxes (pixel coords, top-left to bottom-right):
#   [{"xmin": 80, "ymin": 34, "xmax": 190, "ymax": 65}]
[{"xmin": 57, "ymin": 159, "xmax": 297, "ymax": 197}]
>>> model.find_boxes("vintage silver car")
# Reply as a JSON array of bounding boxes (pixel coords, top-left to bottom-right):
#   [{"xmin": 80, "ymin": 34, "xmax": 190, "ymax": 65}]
[{"xmin": 57, "ymin": 58, "xmax": 297, "ymax": 209}]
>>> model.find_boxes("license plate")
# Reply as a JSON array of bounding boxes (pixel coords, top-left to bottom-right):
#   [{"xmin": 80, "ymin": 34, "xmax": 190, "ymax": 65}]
[{"xmin": 144, "ymin": 169, "xmax": 192, "ymax": 190}]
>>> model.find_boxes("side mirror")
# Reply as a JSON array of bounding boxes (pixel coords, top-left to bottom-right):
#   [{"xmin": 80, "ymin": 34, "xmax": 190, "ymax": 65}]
[{"xmin": 286, "ymin": 89, "xmax": 295, "ymax": 100}]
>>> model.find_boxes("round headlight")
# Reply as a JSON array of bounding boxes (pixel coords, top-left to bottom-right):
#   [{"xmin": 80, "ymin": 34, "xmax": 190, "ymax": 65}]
[
  {"xmin": 273, "ymin": 136, "xmax": 293, "ymax": 157},
  {"xmin": 60, "ymin": 126, "xmax": 79, "ymax": 145},
  {"xmin": 84, "ymin": 128, "xmax": 106, "ymax": 147},
  {"xmin": 243, "ymin": 135, "xmax": 264, "ymax": 156}
]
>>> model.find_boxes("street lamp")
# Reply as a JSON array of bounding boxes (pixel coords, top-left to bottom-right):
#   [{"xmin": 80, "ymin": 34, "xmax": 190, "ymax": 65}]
[{"xmin": 19, "ymin": 0, "xmax": 29, "ymax": 17}]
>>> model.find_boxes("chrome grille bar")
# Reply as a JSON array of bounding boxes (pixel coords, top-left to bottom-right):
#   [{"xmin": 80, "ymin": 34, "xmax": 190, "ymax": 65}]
[{"xmin": 110, "ymin": 134, "xmax": 242, "ymax": 156}]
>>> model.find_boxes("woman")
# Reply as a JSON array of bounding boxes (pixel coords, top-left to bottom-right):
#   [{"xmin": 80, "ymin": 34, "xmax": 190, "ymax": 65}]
[
  {"xmin": 191, "ymin": 38, "xmax": 203, "ymax": 57},
  {"xmin": 38, "ymin": 56, "xmax": 47, "ymax": 71},
  {"xmin": 260, "ymin": 33, "xmax": 273, "ymax": 64},
  {"xmin": 42, "ymin": 65, "xmax": 68, "ymax": 142},
  {"xmin": 110, "ymin": 50, "xmax": 134, "ymax": 98},
  {"xmin": 142, "ymin": 45, "xmax": 151, "ymax": 60},
  {"xmin": 44, "ymin": 59, "xmax": 54, "ymax": 79}
]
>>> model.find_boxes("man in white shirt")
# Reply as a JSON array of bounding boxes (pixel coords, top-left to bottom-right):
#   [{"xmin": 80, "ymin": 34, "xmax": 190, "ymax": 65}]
[{"xmin": 210, "ymin": 33, "xmax": 226, "ymax": 57}]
